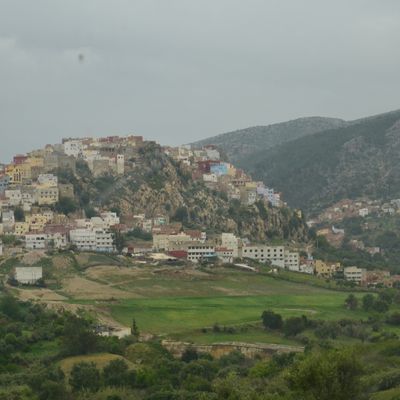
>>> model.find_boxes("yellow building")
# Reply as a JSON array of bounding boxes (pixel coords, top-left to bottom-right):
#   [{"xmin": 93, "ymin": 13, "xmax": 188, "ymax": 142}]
[
  {"xmin": 14, "ymin": 222, "xmax": 30, "ymax": 236},
  {"xmin": 5, "ymin": 163, "xmax": 32, "ymax": 184},
  {"xmin": 26, "ymin": 214, "xmax": 52, "ymax": 232},
  {"xmin": 244, "ymin": 181, "xmax": 257, "ymax": 189},
  {"xmin": 315, "ymin": 260, "xmax": 341, "ymax": 278}
]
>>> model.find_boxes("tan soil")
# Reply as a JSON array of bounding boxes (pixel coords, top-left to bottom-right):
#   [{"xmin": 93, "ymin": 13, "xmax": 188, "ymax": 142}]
[{"xmin": 61, "ymin": 276, "xmax": 134, "ymax": 299}]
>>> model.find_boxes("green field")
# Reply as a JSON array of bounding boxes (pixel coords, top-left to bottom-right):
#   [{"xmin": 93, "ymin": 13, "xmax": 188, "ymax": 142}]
[
  {"xmin": 105, "ymin": 268, "xmax": 369, "ymax": 342},
  {"xmin": 10, "ymin": 253, "xmax": 374, "ymax": 345}
]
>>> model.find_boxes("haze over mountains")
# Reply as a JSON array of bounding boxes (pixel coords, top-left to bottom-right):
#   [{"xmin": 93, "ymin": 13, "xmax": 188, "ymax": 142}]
[{"xmin": 194, "ymin": 110, "xmax": 400, "ymax": 213}]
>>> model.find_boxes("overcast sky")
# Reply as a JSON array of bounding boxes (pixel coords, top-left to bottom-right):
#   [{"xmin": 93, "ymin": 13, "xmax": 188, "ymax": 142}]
[{"xmin": 1, "ymin": 0, "xmax": 400, "ymax": 162}]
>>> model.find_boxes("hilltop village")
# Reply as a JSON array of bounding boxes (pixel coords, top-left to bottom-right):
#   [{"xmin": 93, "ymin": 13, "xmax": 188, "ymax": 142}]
[{"xmin": 0, "ymin": 134, "xmax": 398, "ymax": 288}]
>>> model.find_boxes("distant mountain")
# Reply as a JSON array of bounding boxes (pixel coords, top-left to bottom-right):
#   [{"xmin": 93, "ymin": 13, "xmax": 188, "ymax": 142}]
[
  {"xmin": 192, "ymin": 117, "xmax": 346, "ymax": 165},
  {"xmin": 242, "ymin": 110, "xmax": 400, "ymax": 213}
]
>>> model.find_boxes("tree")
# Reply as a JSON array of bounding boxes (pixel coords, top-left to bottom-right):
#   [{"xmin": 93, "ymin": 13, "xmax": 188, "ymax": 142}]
[
  {"xmin": 14, "ymin": 207, "xmax": 25, "ymax": 222},
  {"xmin": 288, "ymin": 349, "xmax": 363, "ymax": 400},
  {"xmin": 362, "ymin": 294, "xmax": 375, "ymax": 311},
  {"xmin": 103, "ymin": 359, "xmax": 130, "ymax": 387},
  {"xmin": 69, "ymin": 362, "xmax": 100, "ymax": 392},
  {"xmin": 131, "ymin": 318, "xmax": 139, "ymax": 339},
  {"xmin": 85, "ymin": 207, "xmax": 98, "ymax": 218},
  {"xmin": 373, "ymin": 299, "xmax": 389, "ymax": 313},
  {"xmin": 113, "ymin": 231, "xmax": 126, "ymax": 253},
  {"xmin": 0, "ymin": 295, "xmax": 21, "ymax": 320},
  {"xmin": 61, "ymin": 315, "xmax": 98, "ymax": 355},
  {"xmin": 261, "ymin": 310, "xmax": 283, "ymax": 330},
  {"xmin": 283, "ymin": 316, "xmax": 307, "ymax": 337},
  {"xmin": 345, "ymin": 294, "xmax": 358, "ymax": 310},
  {"xmin": 173, "ymin": 206, "xmax": 189, "ymax": 223},
  {"xmin": 181, "ymin": 347, "xmax": 199, "ymax": 363},
  {"xmin": 379, "ymin": 291, "xmax": 393, "ymax": 305},
  {"xmin": 55, "ymin": 197, "xmax": 77, "ymax": 215}
]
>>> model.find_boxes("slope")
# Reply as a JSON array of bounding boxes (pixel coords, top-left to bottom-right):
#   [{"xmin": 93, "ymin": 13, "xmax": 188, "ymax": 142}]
[
  {"xmin": 192, "ymin": 116, "xmax": 346, "ymax": 165},
  {"xmin": 244, "ymin": 110, "xmax": 400, "ymax": 212}
]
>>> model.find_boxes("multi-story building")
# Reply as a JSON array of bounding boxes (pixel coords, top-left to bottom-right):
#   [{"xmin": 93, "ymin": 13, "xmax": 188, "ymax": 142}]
[
  {"xmin": 14, "ymin": 222, "xmax": 30, "ymax": 236},
  {"xmin": 63, "ymin": 140, "xmax": 83, "ymax": 157},
  {"xmin": 284, "ymin": 250, "xmax": 300, "ymax": 271},
  {"xmin": 187, "ymin": 244, "xmax": 216, "ymax": 262},
  {"xmin": 315, "ymin": 260, "xmax": 341, "ymax": 278},
  {"xmin": 25, "ymin": 233, "xmax": 47, "ymax": 249},
  {"xmin": 4, "ymin": 189, "xmax": 22, "ymax": 206},
  {"xmin": 100, "ymin": 212, "xmax": 120, "ymax": 228},
  {"xmin": 344, "ymin": 266, "xmax": 367, "ymax": 284},
  {"xmin": 221, "ymin": 233, "xmax": 240, "ymax": 257},
  {"xmin": 26, "ymin": 214, "xmax": 51, "ymax": 232},
  {"xmin": 215, "ymin": 247, "xmax": 234, "ymax": 263},
  {"xmin": 69, "ymin": 228, "xmax": 114, "ymax": 253},
  {"xmin": 35, "ymin": 187, "xmax": 59, "ymax": 205},
  {"xmin": 37, "ymin": 174, "xmax": 58, "ymax": 187},
  {"xmin": 2, "ymin": 210, "xmax": 15, "ymax": 232},
  {"xmin": 5, "ymin": 163, "xmax": 32, "ymax": 184},
  {"xmin": 69, "ymin": 229, "xmax": 96, "ymax": 251},
  {"xmin": 241, "ymin": 245, "xmax": 285, "ymax": 268}
]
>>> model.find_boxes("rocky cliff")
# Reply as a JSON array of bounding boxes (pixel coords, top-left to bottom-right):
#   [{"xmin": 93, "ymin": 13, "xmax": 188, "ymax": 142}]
[{"xmin": 60, "ymin": 142, "xmax": 309, "ymax": 243}]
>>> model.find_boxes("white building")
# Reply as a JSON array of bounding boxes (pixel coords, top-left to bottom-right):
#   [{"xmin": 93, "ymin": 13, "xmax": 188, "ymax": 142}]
[
  {"xmin": 95, "ymin": 229, "xmax": 115, "ymax": 252},
  {"xmin": 203, "ymin": 173, "xmax": 218, "ymax": 183},
  {"xmin": 15, "ymin": 267, "xmax": 43, "ymax": 285},
  {"xmin": 299, "ymin": 264, "xmax": 314, "ymax": 274},
  {"xmin": 116, "ymin": 154, "xmax": 125, "ymax": 174},
  {"xmin": 0, "ymin": 239, "xmax": 3, "ymax": 256},
  {"xmin": 2, "ymin": 210, "xmax": 15, "ymax": 231},
  {"xmin": 221, "ymin": 233, "xmax": 240, "ymax": 257},
  {"xmin": 38, "ymin": 174, "xmax": 58, "ymax": 187},
  {"xmin": 187, "ymin": 244, "xmax": 216, "ymax": 262},
  {"xmin": 70, "ymin": 228, "xmax": 115, "ymax": 252},
  {"xmin": 4, "ymin": 189, "xmax": 22, "ymax": 206},
  {"xmin": 69, "ymin": 229, "xmax": 96, "ymax": 251},
  {"xmin": 344, "ymin": 266, "xmax": 367, "ymax": 284},
  {"xmin": 25, "ymin": 233, "xmax": 47, "ymax": 250},
  {"xmin": 241, "ymin": 245, "xmax": 285, "ymax": 268},
  {"xmin": 284, "ymin": 250, "xmax": 300, "ymax": 271},
  {"xmin": 100, "ymin": 212, "xmax": 120, "ymax": 228},
  {"xmin": 216, "ymin": 247, "xmax": 234, "ymax": 263},
  {"xmin": 204, "ymin": 147, "xmax": 220, "ymax": 161},
  {"xmin": 63, "ymin": 140, "xmax": 83, "ymax": 157},
  {"xmin": 47, "ymin": 232, "xmax": 68, "ymax": 249}
]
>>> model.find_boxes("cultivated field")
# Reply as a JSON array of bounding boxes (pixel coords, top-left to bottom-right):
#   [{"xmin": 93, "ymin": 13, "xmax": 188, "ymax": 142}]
[{"xmin": 3, "ymin": 252, "xmax": 371, "ymax": 344}]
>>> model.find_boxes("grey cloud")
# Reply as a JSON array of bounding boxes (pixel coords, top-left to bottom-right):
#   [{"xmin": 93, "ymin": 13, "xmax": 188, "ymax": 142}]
[{"xmin": 1, "ymin": 0, "xmax": 400, "ymax": 161}]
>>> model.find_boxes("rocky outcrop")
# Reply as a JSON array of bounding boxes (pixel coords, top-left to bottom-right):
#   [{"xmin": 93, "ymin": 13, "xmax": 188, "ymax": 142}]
[
  {"xmin": 70, "ymin": 142, "xmax": 309, "ymax": 242},
  {"xmin": 162, "ymin": 340, "xmax": 304, "ymax": 359}
]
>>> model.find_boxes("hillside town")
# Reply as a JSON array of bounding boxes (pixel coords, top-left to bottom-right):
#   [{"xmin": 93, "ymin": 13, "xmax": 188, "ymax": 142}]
[{"xmin": 0, "ymin": 135, "xmax": 399, "ymax": 288}]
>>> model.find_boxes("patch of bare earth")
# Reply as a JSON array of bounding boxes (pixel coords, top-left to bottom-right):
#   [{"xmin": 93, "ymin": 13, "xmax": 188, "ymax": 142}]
[
  {"xmin": 62, "ymin": 276, "xmax": 134, "ymax": 299},
  {"xmin": 21, "ymin": 251, "xmax": 47, "ymax": 265},
  {"xmin": 16, "ymin": 287, "xmax": 67, "ymax": 302},
  {"xmin": 85, "ymin": 265, "xmax": 143, "ymax": 281}
]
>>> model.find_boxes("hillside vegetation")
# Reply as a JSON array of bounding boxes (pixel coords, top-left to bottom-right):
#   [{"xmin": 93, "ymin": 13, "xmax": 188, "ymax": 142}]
[
  {"xmin": 222, "ymin": 110, "xmax": 400, "ymax": 213},
  {"xmin": 192, "ymin": 116, "xmax": 345, "ymax": 165}
]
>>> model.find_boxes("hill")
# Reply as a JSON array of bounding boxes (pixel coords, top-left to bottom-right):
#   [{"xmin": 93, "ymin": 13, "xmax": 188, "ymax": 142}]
[
  {"xmin": 240, "ymin": 110, "xmax": 400, "ymax": 213},
  {"xmin": 192, "ymin": 116, "xmax": 346, "ymax": 165},
  {"xmin": 58, "ymin": 141, "xmax": 309, "ymax": 242}
]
